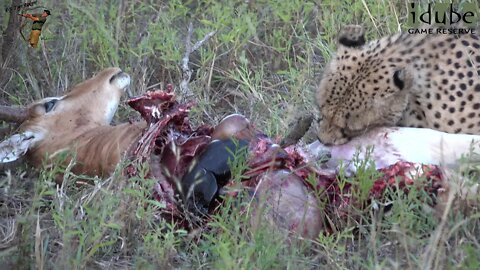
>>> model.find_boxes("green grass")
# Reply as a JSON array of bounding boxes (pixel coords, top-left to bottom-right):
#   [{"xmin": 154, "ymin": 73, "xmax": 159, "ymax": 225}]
[{"xmin": 1, "ymin": 0, "xmax": 480, "ymax": 268}]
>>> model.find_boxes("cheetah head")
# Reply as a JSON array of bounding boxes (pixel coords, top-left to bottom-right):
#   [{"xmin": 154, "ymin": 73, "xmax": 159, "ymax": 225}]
[{"xmin": 316, "ymin": 25, "xmax": 413, "ymax": 145}]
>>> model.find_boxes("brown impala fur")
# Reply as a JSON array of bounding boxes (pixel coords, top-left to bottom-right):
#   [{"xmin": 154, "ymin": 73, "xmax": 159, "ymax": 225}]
[{"xmin": 0, "ymin": 67, "xmax": 146, "ymax": 177}]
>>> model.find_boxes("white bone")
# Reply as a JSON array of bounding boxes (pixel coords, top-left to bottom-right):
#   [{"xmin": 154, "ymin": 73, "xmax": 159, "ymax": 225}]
[{"xmin": 307, "ymin": 127, "xmax": 480, "ymax": 173}]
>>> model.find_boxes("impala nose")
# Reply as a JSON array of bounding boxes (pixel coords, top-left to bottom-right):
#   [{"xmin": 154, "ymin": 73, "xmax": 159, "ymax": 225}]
[{"xmin": 110, "ymin": 71, "xmax": 131, "ymax": 90}]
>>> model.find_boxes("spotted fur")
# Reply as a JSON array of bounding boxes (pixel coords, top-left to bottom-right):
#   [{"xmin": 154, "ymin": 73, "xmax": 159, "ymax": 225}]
[{"xmin": 316, "ymin": 25, "xmax": 480, "ymax": 145}]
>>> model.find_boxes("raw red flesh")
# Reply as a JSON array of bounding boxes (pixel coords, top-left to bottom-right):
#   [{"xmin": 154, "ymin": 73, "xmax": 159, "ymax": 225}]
[{"xmin": 126, "ymin": 88, "xmax": 445, "ymax": 234}]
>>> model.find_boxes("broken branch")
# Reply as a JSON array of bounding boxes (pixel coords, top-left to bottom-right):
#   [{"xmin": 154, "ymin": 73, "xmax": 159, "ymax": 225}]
[{"xmin": 179, "ymin": 22, "xmax": 216, "ymax": 100}]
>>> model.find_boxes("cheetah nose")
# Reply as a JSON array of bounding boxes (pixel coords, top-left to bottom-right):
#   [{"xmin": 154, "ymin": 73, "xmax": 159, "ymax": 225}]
[{"xmin": 316, "ymin": 135, "xmax": 333, "ymax": 147}]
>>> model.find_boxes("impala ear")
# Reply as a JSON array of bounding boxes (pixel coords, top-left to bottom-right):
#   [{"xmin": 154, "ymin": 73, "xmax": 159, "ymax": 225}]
[{"xmin": 0, "ymin": 132, "xmax": 36, "ymax": 163}]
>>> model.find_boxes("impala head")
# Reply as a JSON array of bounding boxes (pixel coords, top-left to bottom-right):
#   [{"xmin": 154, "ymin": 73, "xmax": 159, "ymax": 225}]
[{"xmin": 0, "ymin": 67, "xmax": 131, "ymax": 164}]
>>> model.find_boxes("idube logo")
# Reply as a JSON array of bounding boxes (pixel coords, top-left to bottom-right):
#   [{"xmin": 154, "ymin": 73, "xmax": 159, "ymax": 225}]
[{"xmin": 407, "ymin": 2, "xmax": 478, "ymax": 34}]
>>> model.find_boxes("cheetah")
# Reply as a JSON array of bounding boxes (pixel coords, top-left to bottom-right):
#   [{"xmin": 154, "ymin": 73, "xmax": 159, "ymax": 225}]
[{"xmin": 316, "ymin": 25, "xmax": 480, "ymax": 145}]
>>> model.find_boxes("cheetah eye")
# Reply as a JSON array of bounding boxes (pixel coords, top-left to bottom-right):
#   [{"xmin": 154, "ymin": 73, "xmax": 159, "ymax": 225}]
[{"xmin": 393, "ymin": 70, "xmax": 405, "ymax": 90}]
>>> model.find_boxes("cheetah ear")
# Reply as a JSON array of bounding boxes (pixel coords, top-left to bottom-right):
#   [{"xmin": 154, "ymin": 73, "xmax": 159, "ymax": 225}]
[{"xmin": 338, "ymin": 25, "xmax": 366, "ymax": 48}]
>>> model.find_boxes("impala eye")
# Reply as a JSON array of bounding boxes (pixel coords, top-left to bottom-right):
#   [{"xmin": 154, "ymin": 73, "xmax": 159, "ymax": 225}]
[{"xmin": 44, "ymin": 99, "xmax": 58, "ymax": 113}]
